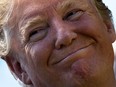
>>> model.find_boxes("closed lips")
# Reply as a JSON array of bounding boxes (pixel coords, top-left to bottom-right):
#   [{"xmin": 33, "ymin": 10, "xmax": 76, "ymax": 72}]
[{"xmin": 53, "ymin": 42, "xmax": 94, "ymax": 65}]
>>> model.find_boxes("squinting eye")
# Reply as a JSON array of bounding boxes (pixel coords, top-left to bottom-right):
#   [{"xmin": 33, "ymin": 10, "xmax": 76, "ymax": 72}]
[
  {"xmin": 63, "ymin": 10, "xmax": 84, "ymax": 21},
  {"xmin": 29, "ymin": 28, "xmax": 47, "ymax": 42}
]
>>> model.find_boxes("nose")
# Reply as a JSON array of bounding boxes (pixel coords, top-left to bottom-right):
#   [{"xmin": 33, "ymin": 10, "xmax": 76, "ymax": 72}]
[
  {"xmin": 55, "ymin": 24, "xmax": 77, "ymax": 49},
  {"xmin": 55, "ymin": 31, "xmax": 77, "ymax": 49}
]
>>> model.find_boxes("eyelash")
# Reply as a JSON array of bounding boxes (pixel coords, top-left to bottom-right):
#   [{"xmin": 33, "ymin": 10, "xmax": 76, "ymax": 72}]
[
  {"xmin": 63, "ymin": 9, "xmax": 84, "ymax": 21},
  {"xmin": 29, "ymin": 30, "xmax": 38, "ymax": 38},
  {"xmin": 28, "ymin": 27, "xmax": 48, "ymax": 42}
]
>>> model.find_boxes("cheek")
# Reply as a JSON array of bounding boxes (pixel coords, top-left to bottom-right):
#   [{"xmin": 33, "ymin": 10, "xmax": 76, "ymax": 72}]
[
  {"xmin": 70, "ymin": 46, "xmax": 110, "ymax": 80},
  {"xmin": 75, "ymin": 14, "xmax": 106, "ymax": 40},
  {"xmin": 25, "ymin": 41, "xmax": 53, "ymax": 68}
]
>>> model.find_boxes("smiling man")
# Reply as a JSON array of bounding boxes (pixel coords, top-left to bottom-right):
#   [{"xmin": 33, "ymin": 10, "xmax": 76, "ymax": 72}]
[{"xmin": 0, "ymin": 0, "xmax": 116, "ymax": 87}]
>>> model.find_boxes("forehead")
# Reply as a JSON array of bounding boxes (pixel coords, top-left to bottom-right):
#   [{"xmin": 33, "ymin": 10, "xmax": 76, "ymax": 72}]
[
  {"xmin": 14, "ymin": 0, "xmax": 92, "ymax": 13},
  {"xmin": 15, "ymin": 0, "xmax": 90, "ymax": 7},
  {"xmin": 12, "ymin": 0, "xmax": 94, "ymax": 23}
]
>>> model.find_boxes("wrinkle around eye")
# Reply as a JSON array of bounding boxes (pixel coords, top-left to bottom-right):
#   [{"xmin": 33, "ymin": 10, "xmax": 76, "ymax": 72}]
[
  {"xmin": 63, "ymin": 10, "xmax": 84, "ymax": 21},
  {"xmin": 29, "ymin": 29, "xmax": 48, "ymax": 42}
]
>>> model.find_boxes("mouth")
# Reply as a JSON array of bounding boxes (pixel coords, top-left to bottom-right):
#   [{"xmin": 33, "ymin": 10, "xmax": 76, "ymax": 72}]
[{"xmin": 52, "ymin": 43, "xmax": 94, "ymax": 65}]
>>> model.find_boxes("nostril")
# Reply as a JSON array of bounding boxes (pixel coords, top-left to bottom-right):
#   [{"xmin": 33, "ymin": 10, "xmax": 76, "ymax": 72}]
[
  {"xmin": 55, "ymin": 39, "xmax": 66, "ymax": 49},
  {"xmin": 56, "ymin": 40, "xmax": 71, "ymax": 49},
  {"xmin": 59, "ymin": 44, "xmax": 65, "ymax": 49},
  {"xmin": 55, "ymin": 32, "xmax": 77, "ymax": 49}
]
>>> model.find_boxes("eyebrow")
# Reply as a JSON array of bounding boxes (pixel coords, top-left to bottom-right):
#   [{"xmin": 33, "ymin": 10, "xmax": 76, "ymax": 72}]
[
  {"xmin": 19, "ymin": 16, "xmax": 47, "ymax": 42},
  {"xmin": 20, "ymin": 15, "xmax": 46, "ymax": 31},
  {"xmin": 56, "ymin": 0, "xmax": 88, "ymax": 13},
  {"xmin": 57, "ymin": 0, "xmax": 76, "ymax": 11}
]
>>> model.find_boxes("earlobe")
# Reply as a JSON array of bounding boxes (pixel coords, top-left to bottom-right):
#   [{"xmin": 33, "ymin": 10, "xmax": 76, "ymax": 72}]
[
  {"xmin": 4, "ymin": 55, "xmax": 32, "ymax": 85},
  {"xmin": 104, "ymin": 20, "xmax": 116, "ymax": 43}
]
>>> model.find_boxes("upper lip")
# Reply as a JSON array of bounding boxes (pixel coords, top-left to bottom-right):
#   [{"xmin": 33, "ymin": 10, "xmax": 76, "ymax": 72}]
[
  {"xmin": 51, "ymin": 42, "xmax": 94, "ymax": 65},
  {"xmin": 59, "ymin": 44, "xmax": 92, "ymax": 64}
]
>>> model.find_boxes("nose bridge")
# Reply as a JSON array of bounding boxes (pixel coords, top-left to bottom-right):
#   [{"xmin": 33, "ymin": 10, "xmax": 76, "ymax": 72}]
[{"xmin": 53, "ymin": 19, "xmax": 77, "ymax": 49}]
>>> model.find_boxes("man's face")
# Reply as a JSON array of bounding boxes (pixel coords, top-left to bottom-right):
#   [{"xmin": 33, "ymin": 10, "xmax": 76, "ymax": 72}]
[{"xmin": 9, "ymin": 0, "xmax": 115, "ymax": 87}]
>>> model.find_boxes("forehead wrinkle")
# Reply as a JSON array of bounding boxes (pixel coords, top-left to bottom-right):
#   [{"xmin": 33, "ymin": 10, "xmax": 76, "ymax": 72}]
[
  {"xmin": 56, "ymin": 0, "xmax": 89, "ymax": 13},
  {"xmin": 57, "ymin": 0, "xmax": 76, "ymax": 10}
]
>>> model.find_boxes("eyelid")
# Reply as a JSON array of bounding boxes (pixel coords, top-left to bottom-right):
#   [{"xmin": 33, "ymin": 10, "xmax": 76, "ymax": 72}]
[
  {"xmin": 28, "ymin": 22, "xmax": 48, "ymax": 35},
  {"xmin": 21, "ymin": 21, "xmax": 48, "ymax": 42},
  {"xmin": 63, "ymin": 9, "xmax": 84, "ymax": 21},
  {"xmin": 28, "ymin": 26, "xmax": 48, "ymax": 42},
  {"xmin": 29, "ymin": 28, "xmax": 40, "ymax": 38}
]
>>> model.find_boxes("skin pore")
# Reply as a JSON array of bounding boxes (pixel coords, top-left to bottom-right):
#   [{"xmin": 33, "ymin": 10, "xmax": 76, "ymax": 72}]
[{"xmin": 4, "ymin": 0, "xmax": 116, "ymax": 87}]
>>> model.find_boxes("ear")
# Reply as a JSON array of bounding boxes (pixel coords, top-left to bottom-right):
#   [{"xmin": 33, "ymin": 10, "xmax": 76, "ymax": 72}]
[
  {"xmin": 104, "ymin": 20, "xmax": 116, "ymax": 43},
  {"xmin": 4, "ymin": 55, "xmax": 32, "ymax": 85}
]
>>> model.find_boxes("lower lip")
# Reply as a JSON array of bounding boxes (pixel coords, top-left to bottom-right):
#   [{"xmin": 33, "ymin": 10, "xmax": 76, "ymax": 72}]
[{"xmin": 55, "ymin": 44, "xmax": 93, "ymax": 66}]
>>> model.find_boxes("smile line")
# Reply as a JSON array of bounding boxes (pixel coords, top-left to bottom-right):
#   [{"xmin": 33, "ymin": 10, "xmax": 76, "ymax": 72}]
[{"xmin": 53, "ymin": 43, "xmax": 93, "ymax": 65}]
